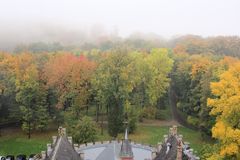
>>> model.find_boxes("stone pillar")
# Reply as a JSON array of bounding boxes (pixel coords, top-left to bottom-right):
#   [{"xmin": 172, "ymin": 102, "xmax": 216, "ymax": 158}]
[
  {"xmin": 79, "ymin": 152, "xmax": 84, "ymax": 159},
  {"xmin": 47, "ymin": 144, "xmax": 52, "ymax": 156},
  {"xmin": 62, "ymin": 128, "xmax": 66, "ymax": 135},
  {"xmin": 157, "ymin": 142, "xmax": 162, "ymax": 152},
  {"xmin": 169, "ymin": 127, "xmax": 173, "ymax": 136},
  {"xmin": 74, "ymin": 144, "xmax": 79, "ymax": 151},
  {"xmin": 173, "ymin": 125, "xmax": 177, "ymax": 136},
  {"xmin": 176, "ymin": 135, "xmax": 183, "ymax": 160},
  {"xmin": 87, "ymin": 142, "xmax": 93, "ymax": 146},
  {"xmin": 58, "ymin": 126, "xmax": 62, "ymax": 136},
  {"xmin": 68, "ymin": 136, "xmax": 73, "ymax": 144},
  {"xmin": 79, "ymin": 144, "xmax": 85, "ymax": 148},
  {"xmin": 178, "ymin": 135, "xmax": 183, "ymax": 142},
  {"xmin": 164, "ymin": 135, "xmax": 168, "ymax": 143},
  {"xmin": 58, "ymin": 126, "xmax": 66, "ymax": 136},
  {"xmin": 189, "ymin": 149, "xmax": 193, "ymax": 154},
  {"xmin": 151, "ymin": 151, "xmax": 157, "ymax": 159},
  {"xmin": 176, "ymin": 145, "xmax": 182, "ymax": 160},
  {"xmin": 41, "ymin": 151, "xmax": 46, "ymax": 160},
  {"xmin": 52, "ymin": 136, "xmax": 57, "ymax": 144}
]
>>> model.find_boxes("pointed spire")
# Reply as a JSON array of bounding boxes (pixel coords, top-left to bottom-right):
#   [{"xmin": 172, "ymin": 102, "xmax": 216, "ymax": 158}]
[
  {"xmin": 119, "ymin": 126, "xmax": 134, "ymax": 160},
  {"xmin": 125, "ymin": 128, "xmax": 128, "ymax": 140}
]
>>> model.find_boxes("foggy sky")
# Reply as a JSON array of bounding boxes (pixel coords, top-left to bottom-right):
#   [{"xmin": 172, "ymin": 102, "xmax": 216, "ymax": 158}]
[{"xmin": 0, "ymin": 0, "xmax": 239, "ymax": 49}]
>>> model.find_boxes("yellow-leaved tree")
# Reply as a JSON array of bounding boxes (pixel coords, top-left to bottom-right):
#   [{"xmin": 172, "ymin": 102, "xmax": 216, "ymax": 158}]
[{"xmin": 207, "ymin": 62, "xmax": 240, "ymax": 160}]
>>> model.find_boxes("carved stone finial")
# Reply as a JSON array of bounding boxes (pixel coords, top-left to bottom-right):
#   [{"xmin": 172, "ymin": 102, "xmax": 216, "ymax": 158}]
[
  {"xmin": 58, "ymin": 126, "xmax": 66, "ymax": 136},
  {"xmin": 173, "ymin": 125, "xmax": 178, "ymax": 136}
]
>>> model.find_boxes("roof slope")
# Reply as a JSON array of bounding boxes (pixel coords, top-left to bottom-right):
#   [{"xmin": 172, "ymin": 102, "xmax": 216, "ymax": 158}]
[
  {"xmin": 96, "ymin": 142, "xmax": 121, "ymax": 160},
  {"xmin": 47, "ymin": 136, "xmax": 81, "ymax": 160}
]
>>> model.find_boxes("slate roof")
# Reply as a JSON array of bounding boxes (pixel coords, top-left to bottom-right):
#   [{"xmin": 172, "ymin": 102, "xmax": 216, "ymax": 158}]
[
  {"xmin": 37, "ymin": 126, "xmax": 199, "ymax": 160},
  {"xmin": 46, "ymin": 136, "xmax": 81, "ymax": 160},
  {"xmin": 79, "ymin": 141, "xmax": 153, "ymax": 160},
  {"xmin": 95, "ymin": 142, "xmax": 120, "ymax": 160}
]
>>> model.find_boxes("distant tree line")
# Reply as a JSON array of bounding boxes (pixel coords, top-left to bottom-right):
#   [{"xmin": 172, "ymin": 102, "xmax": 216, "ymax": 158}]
[{"xmin": 13, "ymin": 35, "xmax": 240, "ymax": 58}]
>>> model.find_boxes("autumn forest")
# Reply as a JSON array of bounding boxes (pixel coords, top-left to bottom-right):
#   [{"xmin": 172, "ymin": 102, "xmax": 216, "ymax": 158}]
[{"xmin": 0, "ymin": 35, "xmax": 239, "ymax": 159}]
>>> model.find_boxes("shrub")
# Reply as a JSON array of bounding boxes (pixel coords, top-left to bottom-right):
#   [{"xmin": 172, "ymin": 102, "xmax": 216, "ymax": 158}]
[
  {"xmin": 187, "ymin": 116, "xmax": 199, "ymax": 126},
  {"xmin": 140, "ymin": 107, "xmax": 157, "ymax": 119},
  {"xmin": 68, "ymin": 116, "xmax": 98, "ymax": 144},
  {"xmin": 155, "ymin": 109, "xmax": 163, "ymax": 120}
]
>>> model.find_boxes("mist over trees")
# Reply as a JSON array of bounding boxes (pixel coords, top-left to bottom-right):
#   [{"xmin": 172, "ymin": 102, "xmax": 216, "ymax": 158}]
[
  {"xmin": 1, "ymin": 26, "xmax": 240, "ymax": 59},
  {"xmin": 0, "ymin": 32, "xmax": 240, "ymax": 159}
]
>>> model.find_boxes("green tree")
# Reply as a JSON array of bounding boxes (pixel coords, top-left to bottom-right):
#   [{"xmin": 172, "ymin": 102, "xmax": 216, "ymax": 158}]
[
  {"xmin": 145, "ymin": 48, "xmax": 173, "ymax": 105},
  {"xmin": 67, "ymin": 116, "xmax": 98, "ymax": 144},
  {"xmin": 19, "ymin": 106, "xmax": 34, "ymax": 138},
  {"xmin": 15, "ymin": 54, "xmax": 49, "ymax": 138},
  {"xmin": 15, "ymin": 64, "xmax": 38, "ymax": 138},
  {"xmin": 92, "ymin": 49, "xmax": 139, "ymax": 137}
]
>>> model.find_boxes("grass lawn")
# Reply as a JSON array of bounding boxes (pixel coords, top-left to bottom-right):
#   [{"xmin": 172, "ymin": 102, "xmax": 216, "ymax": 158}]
[
  {"xmin": 0, "ymin": 124, "xmax": 206, "ymax": 156},
  {"xmin": 0, "ymin": 129, "xmax": 56, "ymax": 156}
]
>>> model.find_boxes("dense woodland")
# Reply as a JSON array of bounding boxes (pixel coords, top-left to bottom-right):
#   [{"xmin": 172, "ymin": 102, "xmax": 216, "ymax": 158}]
[{"xmin": 0, "ymin": 35, "xmax": 240, "ymax": 159}]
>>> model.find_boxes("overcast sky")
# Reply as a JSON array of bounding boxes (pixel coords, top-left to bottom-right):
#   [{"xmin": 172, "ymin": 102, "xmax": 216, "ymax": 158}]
[{"xmin": 0, "ymin": 0, "xmax": 239, "ymax": 38}]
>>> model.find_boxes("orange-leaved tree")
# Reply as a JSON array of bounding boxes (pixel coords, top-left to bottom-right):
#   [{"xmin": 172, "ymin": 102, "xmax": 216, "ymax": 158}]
[{"xmin": 43, "ymin": 53, "xmax": 96, "ymax": 117}]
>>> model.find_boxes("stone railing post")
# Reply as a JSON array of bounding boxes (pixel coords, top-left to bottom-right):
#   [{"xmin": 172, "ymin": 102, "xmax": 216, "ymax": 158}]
[
  {"xmin": 157, "ymin": 142, "xmax": 162, "ymax": 152},
  {"xmin": 173, "ymin": 125, "xmax": 177, "ymax": 136},
  {"xmin": 47, "ymin": 144, "xmax": 52, "ymax": 156},
  {"xmin": 58, "ymin": 126, "xmax": 66, "ymax": 136},
  {"xmin": 164, "ymin": 135, "xmax": 168, "ymax": 143},
  {"xmin": 176, "ymin": 134, "xmax": 183, "ymax": 160},
  {"xmin": 151, "ymin": 151, "xmax": 157, "ymax": 159},
  {"xmin": 79, "ymin": 152, "xmax": 84, "ymax": 159},
  {"xmin": 74, "ymin": 144, "xmax": 78, "ymax": 151},
  {"xmin": 169, "ymin": 127, "xmax": 173, "ymax": 136},
  {"xmin": 68, "ymin": 136, "xmax": 72, "ymax": 144},
  {"xmin": 41, "ymin": 151, "xmax": 46, "ymax": 160},
  {"xmin": 52, "ymin": 136, "xmax": 57, "ymax": 144}
]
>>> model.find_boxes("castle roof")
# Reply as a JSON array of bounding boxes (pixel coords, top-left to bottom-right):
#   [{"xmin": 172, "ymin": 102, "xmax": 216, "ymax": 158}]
[
  {"xmin": 46, "ymin": 136, "xmax": 81, "ymax": 160},
  {"xmin": 34, "ymin": 125, "xmax": 199, "ymax": 160}
]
